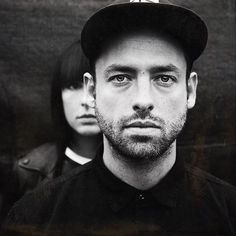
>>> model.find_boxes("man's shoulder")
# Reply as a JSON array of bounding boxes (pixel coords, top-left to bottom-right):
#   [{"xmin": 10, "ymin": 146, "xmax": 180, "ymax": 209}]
[
  {"xmin": 185, "ymin": 164, "xmax": 236, "ymax": 203},
  {"xmin": 187, "ymin": 165, "xmax": 235, "ymax": 187}
]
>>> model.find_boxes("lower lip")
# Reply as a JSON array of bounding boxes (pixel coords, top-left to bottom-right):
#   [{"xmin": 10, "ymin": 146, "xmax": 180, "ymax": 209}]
[{"xmin": 124, "ymin": 127, "xmax": 160, "ymax": 135}]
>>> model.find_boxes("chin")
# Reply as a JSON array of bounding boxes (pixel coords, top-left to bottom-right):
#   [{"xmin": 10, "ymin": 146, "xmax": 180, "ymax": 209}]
[
  {"xmin": 75, "ymin": 127, "xmax": 101, "ymax": 136},
  {"xmin": 113, "ymin": 141, "xmax": 172, "ymax": 162}
]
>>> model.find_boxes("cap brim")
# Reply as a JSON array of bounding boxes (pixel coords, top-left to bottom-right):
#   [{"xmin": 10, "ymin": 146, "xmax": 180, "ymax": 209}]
[{"xmin": 81, "ymin": 3, "xmax": 208, "ymax": 62}]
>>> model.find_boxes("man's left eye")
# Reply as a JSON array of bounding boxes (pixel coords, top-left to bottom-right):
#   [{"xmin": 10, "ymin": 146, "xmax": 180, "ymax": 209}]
[{"xmin": 153, "ymin": 75, "xmax": 176, "ymax": 86}]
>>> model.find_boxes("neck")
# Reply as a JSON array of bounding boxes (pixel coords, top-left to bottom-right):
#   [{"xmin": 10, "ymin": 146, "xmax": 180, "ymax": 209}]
[
  {"xmin": 103, "ymin": 139, "xmax": 176, "ymax": 190},
  {"xmin": 69, "ymin": 132, "xmax": 101, "ymax": 160}
]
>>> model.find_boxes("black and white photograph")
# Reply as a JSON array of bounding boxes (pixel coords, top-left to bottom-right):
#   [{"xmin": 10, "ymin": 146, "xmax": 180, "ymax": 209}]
[{"xmin": 0, "ymin": 0, "xmax": 235, "ymax": 235}]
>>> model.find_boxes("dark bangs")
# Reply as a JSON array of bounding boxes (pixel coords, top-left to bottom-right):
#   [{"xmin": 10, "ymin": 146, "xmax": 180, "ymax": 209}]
[
  {"xmin": 51, "ymin": 40, "xmax": 90, "ymax": 153},
  {"xmin": 59, "ymin": 41, "xmax": 90, "ymax": 89}
]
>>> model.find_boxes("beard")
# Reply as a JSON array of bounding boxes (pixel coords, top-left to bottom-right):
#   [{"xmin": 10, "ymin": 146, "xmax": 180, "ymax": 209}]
[{"xmin": 96, "ymin": 107, "xmax": 187, "ymax": 162}]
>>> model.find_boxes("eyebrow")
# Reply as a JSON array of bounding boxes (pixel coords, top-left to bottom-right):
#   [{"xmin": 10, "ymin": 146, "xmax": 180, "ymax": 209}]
[
  {"xmin": 149, "ymin": 64, "xmax": 181, "ymax": 76},
  {"xmin": 104, "ymin": 64, "xmax": 137, "ymax": 76},
  {"xmin": 104, "ymin": 63, "xmax": 182, "ymax": 77}
]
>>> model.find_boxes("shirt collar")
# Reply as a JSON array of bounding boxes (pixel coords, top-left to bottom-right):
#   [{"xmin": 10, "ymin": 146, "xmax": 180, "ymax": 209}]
[
  {"xmin": 148, "ymin": 150, "xmax": 186, "ymax": 208},
  {"xmin": 65, "ymin": 147, "xmax": 92, "ymax": 165},
  {"xmin": 94, "ymin": 146, "xmax": 187, "ymax": 212}
]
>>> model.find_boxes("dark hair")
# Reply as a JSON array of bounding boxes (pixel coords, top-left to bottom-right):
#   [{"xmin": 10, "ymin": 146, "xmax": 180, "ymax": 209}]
[{"xmin": 50, "ymin": 40, "xmax": 91, "ymax": 176}]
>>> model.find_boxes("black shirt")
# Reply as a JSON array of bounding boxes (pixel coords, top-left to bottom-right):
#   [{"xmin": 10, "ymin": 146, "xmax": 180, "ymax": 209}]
[{"xmin": 3, "ymin": 148, "xmax": 236, "ymax": 236}]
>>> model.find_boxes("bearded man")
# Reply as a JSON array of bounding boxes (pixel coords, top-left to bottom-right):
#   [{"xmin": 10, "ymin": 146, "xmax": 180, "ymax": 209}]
[{"xmin": 3, "ymin": 1, "xmax": 236, "ymax": 235}]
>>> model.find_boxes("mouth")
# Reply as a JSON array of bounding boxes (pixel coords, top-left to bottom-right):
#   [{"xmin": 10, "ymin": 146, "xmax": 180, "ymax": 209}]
[
  {"xmin": 77, "ymin": 114, "xmax": 96, "ymax": 119},
  {"xmin": 125, "ymin": 121, "xmax": 160, "ymax": 129}
]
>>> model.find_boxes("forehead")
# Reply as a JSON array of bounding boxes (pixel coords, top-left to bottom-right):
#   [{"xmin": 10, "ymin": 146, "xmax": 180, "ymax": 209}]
[{"xmin": 95, "ymin": 31, "xmax": 187, "ymax": 70}]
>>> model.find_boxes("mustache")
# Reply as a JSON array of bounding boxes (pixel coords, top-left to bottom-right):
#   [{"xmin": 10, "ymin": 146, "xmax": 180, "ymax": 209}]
[{"xmin": 120, "ymin": 112, "xmax": 165, "ymax": 128}]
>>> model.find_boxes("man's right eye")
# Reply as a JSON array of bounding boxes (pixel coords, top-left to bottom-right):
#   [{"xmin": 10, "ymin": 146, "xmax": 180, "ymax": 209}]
[{"xmin": 109, "ymin": 75, "xmax": 130, "ymax": 84}]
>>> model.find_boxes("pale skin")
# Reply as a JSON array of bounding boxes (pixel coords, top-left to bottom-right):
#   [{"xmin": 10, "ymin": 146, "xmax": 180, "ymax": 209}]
[
  {"xmin": 84, "ymin": 32, "xmax": 198, "ymax": 190},
  {"xmin": 62, "ymin": 87, "xmax": 101, "ymax": 159}
]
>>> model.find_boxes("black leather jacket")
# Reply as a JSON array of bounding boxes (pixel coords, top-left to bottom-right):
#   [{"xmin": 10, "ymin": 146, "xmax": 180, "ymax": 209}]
[
  {"xmin": 15, "ymin": 143, "xmax": 59, "ymax": 195},
  {"xmin": 0, "ymin": 143, "xmax": 58, "ymax": 224},
  {"xmin": 0, "ymin": 143, "xmax": 80, "ymax": 224},
  {"xmin": 16, "ymin": 142, "xmax": 81, "ymax": 196}
]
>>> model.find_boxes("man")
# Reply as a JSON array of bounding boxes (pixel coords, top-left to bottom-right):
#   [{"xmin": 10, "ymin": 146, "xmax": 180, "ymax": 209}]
[{"xmin": 3, "ymin": 0, "xmax": 236, "ymax": 235}]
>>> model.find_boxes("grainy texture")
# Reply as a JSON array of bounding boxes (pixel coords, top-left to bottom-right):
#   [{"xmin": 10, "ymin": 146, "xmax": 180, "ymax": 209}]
[{"xmin": 0, "ymin": 0, "xmax": 235, "ymax": 183}]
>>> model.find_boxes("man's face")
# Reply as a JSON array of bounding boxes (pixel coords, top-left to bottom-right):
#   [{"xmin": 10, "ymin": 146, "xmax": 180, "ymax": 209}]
[{"xmin": 93, "ymin": 32, "xmax": 197, "ymax": 160}]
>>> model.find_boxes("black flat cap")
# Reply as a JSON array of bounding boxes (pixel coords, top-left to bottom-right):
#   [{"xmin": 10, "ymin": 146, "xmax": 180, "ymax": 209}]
[{"xmin": 81, "ymin": 0, "xmax": 208, "ymax": 62}]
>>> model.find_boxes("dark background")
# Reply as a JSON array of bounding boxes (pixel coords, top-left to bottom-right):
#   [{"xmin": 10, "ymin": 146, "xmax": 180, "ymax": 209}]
[{"xmin": 0, "ymin": 0, "xmax": 235, "ymax": 184}]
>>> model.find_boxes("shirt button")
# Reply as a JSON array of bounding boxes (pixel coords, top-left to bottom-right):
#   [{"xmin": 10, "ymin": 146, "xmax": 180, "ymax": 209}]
[
  {"xmin": 138, "ymin": 193, "xmax": 145, "ymax": 200},
  {"xmin": 22, "ymin": 158, "xmax": 30, "ymax": 165}
]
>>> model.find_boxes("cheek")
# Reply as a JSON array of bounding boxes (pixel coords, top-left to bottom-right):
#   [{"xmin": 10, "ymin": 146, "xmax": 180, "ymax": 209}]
[
  {"xmin": 172, "ymin": 87, "xmax": 187, "ymax": 106},
  {"xmin": 62, "ymin": 96, "xmax": 78, "ymax": 120},
  {"xmin": 157, "ymin": 87, "xmax": 187, "ymax": 116},
  {"xmin": 61, "ymin": 89, "xmax": 84, "ymax": 115},
  {"xmin": 95, "ymin": 84, "xmax": 128, "ymax": 118},
  {"xmin": 96, "ymin": 89, "xmax": 114, "ymax": 114},
  {"xmin": 63, "ymin": 102, "xmax": 74, "ymax": 122}
]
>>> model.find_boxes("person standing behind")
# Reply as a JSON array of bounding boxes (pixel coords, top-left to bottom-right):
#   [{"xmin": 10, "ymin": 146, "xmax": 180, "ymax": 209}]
[{"xmin": 15, "ymin": 40, "xmax": 102, "ymax": 195}]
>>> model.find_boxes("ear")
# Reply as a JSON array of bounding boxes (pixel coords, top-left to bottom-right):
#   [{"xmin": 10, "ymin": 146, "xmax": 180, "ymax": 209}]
[
  {"xmin": 83, "ymin": 72, "xmax": 95, "ymax": 108},
  {"xmin": 187, "ymin": 72, "xmax": 198, "ymax": 109}
]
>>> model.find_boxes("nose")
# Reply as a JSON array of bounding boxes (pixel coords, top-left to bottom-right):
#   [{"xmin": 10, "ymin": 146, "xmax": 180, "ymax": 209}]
[
  {"xmin": 81, "ymin": 91, "xmax": 90, "ymax": 109},
  {"xmin": 81, "ymin": 101, "xmax": 89, "ymax": 109},
  {"xmin": 132, "ymin": 77, "xmax": 154, "ymax": 113}
]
